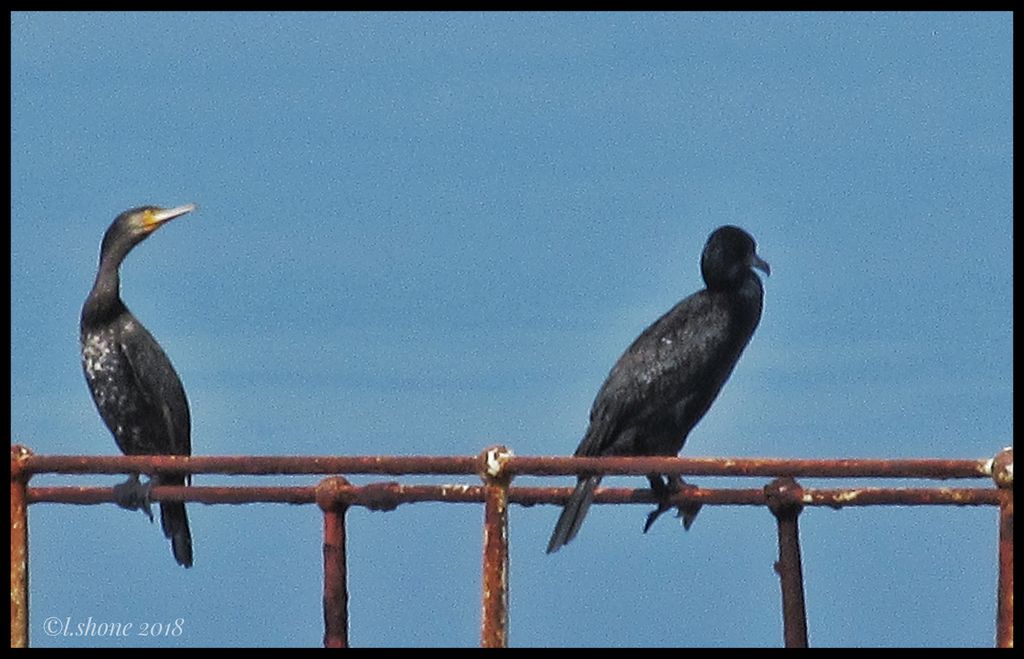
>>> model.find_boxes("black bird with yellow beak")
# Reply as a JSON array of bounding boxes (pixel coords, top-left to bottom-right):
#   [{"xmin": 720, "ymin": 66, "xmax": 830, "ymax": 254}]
[{"xmin": 81, "ymin": 204, "xmax": 197, "ymax": 568}]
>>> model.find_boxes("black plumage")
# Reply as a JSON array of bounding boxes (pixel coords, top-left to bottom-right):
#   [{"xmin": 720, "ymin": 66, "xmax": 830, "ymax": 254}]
[
  {"xmin": 547, "ymin": 225, "xmax": 769, "ymax": 553},
  {"xmin": 80, "ymin": 204, "xmax": 196, "ymax": 568}
]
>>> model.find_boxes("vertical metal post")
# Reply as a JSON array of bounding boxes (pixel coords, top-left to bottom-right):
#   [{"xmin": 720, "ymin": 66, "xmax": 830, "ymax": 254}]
[
  {"xmin": 10, "ymin": 445, "xmax": 32, "ymax": 648},
  {"xmin": 765, "ymin": 477, "xmax": 809, "ymax": 648},
  {"xmin": 992, "ymin": 448, "xmax": 1013, "ymax": 648},
  {"xmin": 317, "ymin": 477, "xmax": 351, "ymax": 648},
  {"xmin": 479, "ymin": 446, "xmax": 512, "ymax": 648}
]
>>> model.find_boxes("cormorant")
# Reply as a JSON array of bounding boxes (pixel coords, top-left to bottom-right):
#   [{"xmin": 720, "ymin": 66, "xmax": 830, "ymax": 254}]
[
  {"xmin": 547, "ymin": 225, "xmax": 769, "ymax": 554},
  {"xmin": 80, "ymin": 204, "xmax": 197, "ymax": 568}
]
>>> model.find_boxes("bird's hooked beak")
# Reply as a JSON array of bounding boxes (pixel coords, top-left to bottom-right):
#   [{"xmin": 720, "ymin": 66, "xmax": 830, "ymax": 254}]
[
  {"xmin": 750, "ymin": 253, "xmax": 771, "ymax": 277},
  {"xmin": 142, "ymin": 204, "xmax": 196, "ymax": 233}
]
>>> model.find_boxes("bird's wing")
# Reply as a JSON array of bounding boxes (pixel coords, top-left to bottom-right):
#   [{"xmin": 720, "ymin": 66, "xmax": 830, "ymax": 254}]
[
  {"xmin": 119, "ymin": 327, "xmax": 192, "ymax": 456},
  {"xmin": 575, "ymin": 292, "xmax": 734, "ymax": 457}
]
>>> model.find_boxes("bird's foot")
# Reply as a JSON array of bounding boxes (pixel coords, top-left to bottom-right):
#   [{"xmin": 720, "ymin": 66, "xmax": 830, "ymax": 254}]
[
  {"xmin": 643, "ymin": 474, "xmax": 677, "ymax": 533},
  {"xmin": 113, "ymin": 474, "xmax": 154, "ymax": 522},
  {"xmin": 676, "ymin": 498, "xmax": 704, "ymax": 531},
  {"xmin": 643, "ymin": 475, "xmax": 703, "ymax": 533},
  {"xmin": 643, "ymin": 501, "xmax": 672, "ymax": 533}
]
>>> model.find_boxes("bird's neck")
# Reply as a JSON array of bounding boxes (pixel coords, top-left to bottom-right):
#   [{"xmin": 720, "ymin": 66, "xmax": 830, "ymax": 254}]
[
  {"xmin": 82, "ymin": 256, "xmax": 126, "ymax": 328},
  {"xmin": 732, "ymin": 274, "xmax": 765, "ymax": 325}
]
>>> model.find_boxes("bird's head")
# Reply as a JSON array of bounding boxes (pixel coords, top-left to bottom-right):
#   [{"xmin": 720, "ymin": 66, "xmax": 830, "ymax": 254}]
[
  {"xmin": 101, "ymin": 204, "xmax": 196, "ymax": 259},
  {"xmin": 700, "ymin": 225, "xmax": 770, "ymax": 290}
]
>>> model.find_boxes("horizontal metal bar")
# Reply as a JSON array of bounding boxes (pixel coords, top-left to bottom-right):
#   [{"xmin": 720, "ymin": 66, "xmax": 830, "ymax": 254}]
[
  {"xmin": 28, "ymin": 485, "xmax": 316, "ymax": 505},
  {"xmin": 19, "ymin": 454, "xmax": 482, "ymax": 476},
  {"xmin": 26, "ymin": 484, "xmax": 1002, "ymax": 508},
  {"xmin": 19, "ymin": 454, "xmax": 993, "ymax": 479},
  {"xmin": 506, "ymin": 456, "xmax": 993, "ymax": 479}
]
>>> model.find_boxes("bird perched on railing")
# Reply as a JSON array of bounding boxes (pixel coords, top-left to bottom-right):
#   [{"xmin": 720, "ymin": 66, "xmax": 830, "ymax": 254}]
[
  {"xmin": 547, "ymin": 225, "xmax": 770, "ymax": 553},
  {"xmin": 80, "ymin": 204, "xmax": 197, "ymax": 567}
]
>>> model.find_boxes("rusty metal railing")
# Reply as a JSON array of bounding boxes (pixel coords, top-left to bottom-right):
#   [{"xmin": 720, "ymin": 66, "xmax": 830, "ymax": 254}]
[{"xmin": 10, "ymin": 445, "xmax": 1014, "ymax": 648}]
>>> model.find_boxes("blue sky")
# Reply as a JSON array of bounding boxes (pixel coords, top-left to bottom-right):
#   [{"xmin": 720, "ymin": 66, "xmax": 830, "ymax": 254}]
[{"xmin": 10, "ymin": 12, "xmax": 1012, "ymax": 647}]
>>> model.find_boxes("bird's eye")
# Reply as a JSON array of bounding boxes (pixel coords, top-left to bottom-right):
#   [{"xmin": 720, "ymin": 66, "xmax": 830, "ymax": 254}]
[{"xmin": 140, "ymin": 209, "xmax": 159, "ymax": 229}]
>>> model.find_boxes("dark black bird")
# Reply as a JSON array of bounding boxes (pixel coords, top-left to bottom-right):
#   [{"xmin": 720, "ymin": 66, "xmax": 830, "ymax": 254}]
[
  {"xmin": 547, "ymin": 225, "xmax": 769, "ymax": 553},
  {"xmin": 80, "ymin": 204, "xmax": 196, "ymax": 568}
]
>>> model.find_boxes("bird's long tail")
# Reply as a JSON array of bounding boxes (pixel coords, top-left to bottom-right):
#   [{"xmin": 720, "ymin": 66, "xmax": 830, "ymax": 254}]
[
  {"xmin": 546, "ymin": 475, "xmax": 601, "ymax": 554},
  {"xmin": 158, "ymin": 474, "xmax": 193, "ymax": 568}
]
